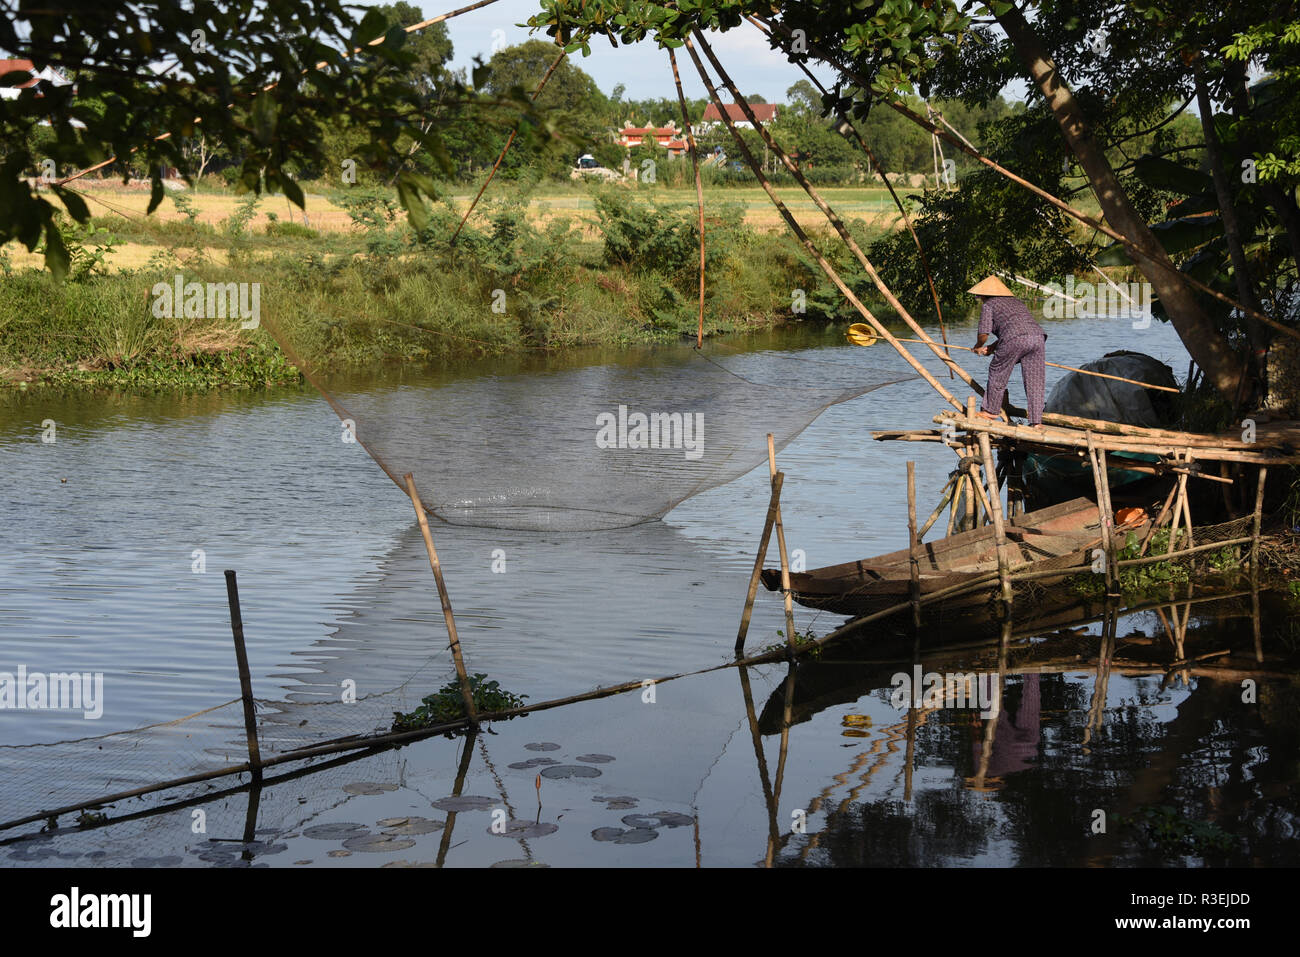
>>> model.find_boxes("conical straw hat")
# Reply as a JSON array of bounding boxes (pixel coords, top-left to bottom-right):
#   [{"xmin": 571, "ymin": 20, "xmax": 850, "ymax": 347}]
[{"xmin": 967, "ymin": 275, "xmax": 1014, "ymax": 297}]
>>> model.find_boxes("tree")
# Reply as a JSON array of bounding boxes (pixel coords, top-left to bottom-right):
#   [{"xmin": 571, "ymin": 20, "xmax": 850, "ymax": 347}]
[{"xmin": 0, "ymin": 0, "xmax": 515, "ymax": 275}]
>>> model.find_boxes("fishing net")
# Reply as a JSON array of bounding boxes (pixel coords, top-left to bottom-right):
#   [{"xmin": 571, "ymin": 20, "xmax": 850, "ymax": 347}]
[{"xmin": 268, "ymin": 323, "xmax": 914, "ymax": 530}]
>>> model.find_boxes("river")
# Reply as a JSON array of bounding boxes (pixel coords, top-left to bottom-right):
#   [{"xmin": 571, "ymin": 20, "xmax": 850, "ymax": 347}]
[{"xmin": 2, "ymin": 313, "xmax": 1297, "ymax": 867}]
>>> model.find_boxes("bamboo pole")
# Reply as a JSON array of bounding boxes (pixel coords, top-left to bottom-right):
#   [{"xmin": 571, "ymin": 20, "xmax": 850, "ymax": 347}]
[
  {"xmin": 1098, "ymin": 445, "xmax": 1120, "ymax": 594},
  {"xmin": 223, "ymin": 570, "xmax": 263, "ymax": 781},
  {"xmin": 785, "ymin": 56, "xmax": 950, "ymax": 358},
  {"xmin": 451, "ymin": 50, "xmax": 565, "ymax": 245},
  {"xmin": 947, "ymin": 473, "xmax": 963, "ymax": 536},
  {"xmin": 1251, "ymin": 466, "xmax": 1268, "ymax": 569},
  {"xmin": 404, "ymin": 473, "xmax": 477, "ymax": 724},
  {"xmin": 977, "ymin": 432, "xmax": 1014, "ymax": 608},
  {"xmin": 737, "ymin": 470, "xmax": 785, "ymax": 655},
  {"xmin": 1181, "ymin": 451, "xmax": 1196, "ymax": 550},
  {"xmin": 1085, "ymin": 435, "xmax": 1116, "ymax": 596},
  {"xmin": 907, "ymin": 461, "xmax": 921, "ymax": 629},
  {"xmin": 694, "ymin": 33, "xmax": 987, "ymax": 404},
  {"xmin": 1139, "ymin": 484, "xmax": 1179, "ymax": 556},
  {"xmin": 749, "ymin": 14, "xmax": 1300, "ymax": 347},
  {"xmin": 934, "ymin": 413, "xmax": 1297, "ymax": 465},
  {"xmin": 680, "ymin": 34, "xmax": 966, "ymax": 413},
  {"xmin": 1168, "ymin": 467, "xmax": 1188, "ymax": 556},
  {"xmin": 919, "ymin": 473, "xmax": 958, "ymax": 539},
  {"xmin": 668, "ymin": 46, "xmax": 707, "ymax": 349},
  {"xmin": 768, "ymin": 434, "xmax": 798, "ymax": 650}
]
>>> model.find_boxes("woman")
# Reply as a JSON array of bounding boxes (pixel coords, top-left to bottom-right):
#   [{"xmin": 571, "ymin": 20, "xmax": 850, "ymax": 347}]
[{"xmin": 969, "ymin": 276, "xmax": 1047, "ymax": 427}]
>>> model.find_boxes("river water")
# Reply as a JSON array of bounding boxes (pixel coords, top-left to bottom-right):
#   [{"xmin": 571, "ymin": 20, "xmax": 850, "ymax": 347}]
[{"xmin": 2, "ymin": 314, "xmax": 1297, "ymax": 867}]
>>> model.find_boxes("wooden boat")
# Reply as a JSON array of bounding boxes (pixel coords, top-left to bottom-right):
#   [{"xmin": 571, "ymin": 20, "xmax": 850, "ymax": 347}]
[{"xmin": 760, "ymin": 497, "xmax": 1131, "ymax": 618}]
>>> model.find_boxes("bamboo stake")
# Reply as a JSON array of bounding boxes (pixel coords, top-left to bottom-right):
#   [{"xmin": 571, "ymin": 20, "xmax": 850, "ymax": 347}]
[
  {"xmin": 947, "ymin": 473, "xmax": 963, "ymax": 536},
  {"xmin": 919, "ymin": 474, "xmax": 958, "ymax": 539},
  {"xmin": 1098, "ymin": 446, "xmax": 1120, "ymax": 594},
  {"xmin": 404, "ymin": 473, "xmax": 477, "ymax": 724},
  {"xmin": 681, "ymin": 34, "xmax": 965, "ymax": 413},
  {"xmin": 977, "ymin": 432, "xmax": 1014, "ymax": 608},
  {"xmin": 1181, "ymin": 451, "xmax": 1196, "ymax": 550},
  {"xmin": 1168, "ymin": 468, "xmax": 1189, "ymax": 556},
  {"xmin": 1139, "ymin": 484, "xmax": 1179, "ymax": 556},
  {"xmin": 768, "ymin": 434, "xmax": 798, "ymax": 650},
  {"xmin": 907, "ymin": 461, "xmax": 921, "ymax": 629},
  {"xmin": 737, "ymin": 470, "xmax": 785, "ymax": 655},
  {"xmin": 1251, "ymin": 466, "xmax": 1268, "ymax": 569},
  {"xmin": 223, "ymin": 570, "xmax": 263, "ymax": 780},
  {"xmin": 1085, "ymin": 435, "xmax": 1116, "ymax": 596}
]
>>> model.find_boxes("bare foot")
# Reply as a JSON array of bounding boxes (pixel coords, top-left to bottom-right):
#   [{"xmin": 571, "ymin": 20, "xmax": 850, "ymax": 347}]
[{"xmin": 976, "ymin": 410, "xmax": 1001, "ymax": 421}]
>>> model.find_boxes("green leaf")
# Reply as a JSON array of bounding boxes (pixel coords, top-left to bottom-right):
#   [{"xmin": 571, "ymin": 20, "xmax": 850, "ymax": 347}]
[
  {"xmin": 146, "ymin": 175, "xmax": 164, "ymax": 215},
  {"xmin": 43, "ymin": 222, "xmax": 68, "ymax": 280},
  {"xmin": 1133, "ymin": 155, "xmax": 1213, "ymax": 197},
  {"xmin": 52, "ymin": 185, "xmax": 89, "ymax": 223}
]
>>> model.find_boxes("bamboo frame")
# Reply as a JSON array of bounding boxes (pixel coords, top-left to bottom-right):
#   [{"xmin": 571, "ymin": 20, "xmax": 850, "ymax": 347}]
[{"xmin": 737, "ymin": 470, "xmax": 785, "ymax": 654}]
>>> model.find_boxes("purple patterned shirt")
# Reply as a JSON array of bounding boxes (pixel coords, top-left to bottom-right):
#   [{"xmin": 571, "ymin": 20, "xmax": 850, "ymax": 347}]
[{"xmin": 977, "ymin": 296, "xmax": 1046, "ymax": 343}]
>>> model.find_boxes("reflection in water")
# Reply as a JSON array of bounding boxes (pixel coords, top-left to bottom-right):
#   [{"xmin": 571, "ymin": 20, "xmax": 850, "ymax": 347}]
[{"xmin": 752, "ymin": 589, "xmax": 1300, "ymax": 867}]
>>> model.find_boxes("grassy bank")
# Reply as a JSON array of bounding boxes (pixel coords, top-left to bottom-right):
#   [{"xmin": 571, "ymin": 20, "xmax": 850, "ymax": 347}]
[{"xmin": 0, "ymin": 180, "xmax": 902, "ymax": 391}]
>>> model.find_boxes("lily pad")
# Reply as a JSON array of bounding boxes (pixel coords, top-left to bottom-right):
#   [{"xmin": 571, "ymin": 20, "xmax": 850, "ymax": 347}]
[
  {"xmin": 540, "ymin": 764, "xmax": 601, "ymax": 780},
  {"xmin": 491, "ymin": 859, "xmax": 550, "ymax": 868},
  {"xmin": 381, "ymin": 817, "xmax": 444, "ymax": 836},
  {"xmin": 430, "ymin": 795, "xmax": 497, "ymax": 812},
  {"xmin": 508, "ymin": 757, "xmax": 561, "ymax": 769},
  {"xmin": 591, "ymin": 826, "xmax": 658, "ymax": 844},
  {"xmin": 326, "ymin": 849, "xmax": 351, "ymax": 858},
  {"xmin": 342, "ymin": 782, "xmax": 398, "ymax": 795},
  {"xmin": 575, "ymin": 753, "xmax": 616, "ymax": 763},
  {"xmin": 342, "ymin": 834, "xmax": 417, "ymax": 853},
  {"xmin": 524, "ymin": 742, "xmax": 561, "ymax": 752},
  {"xmin": 593, "ymin": 795, "xmax": 638, "ymax": 810},
  {"xmin": 623, "ymin": 811, "xmax": 694, "ymax": 829},
  {"xmin": 303, "ymin": 823, "xmax": 369, "ymax": 841},
  {"xmin": 488, "ymin": 820, "xmax": 559, "ymax": 838}
]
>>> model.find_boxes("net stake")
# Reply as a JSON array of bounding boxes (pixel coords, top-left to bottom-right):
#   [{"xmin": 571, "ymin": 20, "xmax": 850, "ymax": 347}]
[
  {"xmin": 737, "ymin": 471, "xmax": 785, "ymax": 656},
  {"xmin": 767, "ymin": 434, "xmax": 797, "ymax": 651},
  {"xmin": 223, "ymin": 570, "xmax": 263, "ymax": 781},
  {"xmin": 404, "ymin": 473, "xmax": 477, "ymax": 725}
]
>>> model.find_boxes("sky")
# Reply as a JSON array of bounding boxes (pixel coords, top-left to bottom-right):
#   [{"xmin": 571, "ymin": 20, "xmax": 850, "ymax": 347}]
[{"xmin": 407, "ymin": 0, "xmax": 840, "ymax": 102}]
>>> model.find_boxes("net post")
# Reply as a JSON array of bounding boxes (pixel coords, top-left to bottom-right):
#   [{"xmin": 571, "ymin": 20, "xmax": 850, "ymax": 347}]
[
  {"xmin": 767, "ymin": 434, "xmax": 797, "ymax": 651},
  {"xmin": 404, "ymin": 473, "xmax": 478, "ymax": 725},
  {"xmin": 907, "ymin": 461, "xmax": 921, "ymax": 629},
  {"xmin": 737, "ymin": 471, "xmax": 785, "ymax": 656},
  {"xmin": 223, "ymin": 570, "xmax": 263, "ymax": 781}
]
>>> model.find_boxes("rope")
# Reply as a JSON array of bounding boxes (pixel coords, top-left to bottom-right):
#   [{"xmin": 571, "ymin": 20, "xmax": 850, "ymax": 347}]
[{"xmin": 450, "ymin": 48, "xmax": 568, "ymax": 245}]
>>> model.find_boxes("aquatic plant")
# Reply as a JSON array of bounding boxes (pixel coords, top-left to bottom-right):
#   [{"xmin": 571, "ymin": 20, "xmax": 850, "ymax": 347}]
[
  {"xmin": 391, "ymin": 674, "xmax": 528, "ymax": 733},
  {"xmin": 1114, "ymin": 805, "xmax": 1235, "ymax": 856}
]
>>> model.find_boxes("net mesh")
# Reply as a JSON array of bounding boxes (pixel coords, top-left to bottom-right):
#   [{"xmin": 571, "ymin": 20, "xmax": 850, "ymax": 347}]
[{"xmin": 269, "ymin": 322, "xmax": 914, "ymax": 530}]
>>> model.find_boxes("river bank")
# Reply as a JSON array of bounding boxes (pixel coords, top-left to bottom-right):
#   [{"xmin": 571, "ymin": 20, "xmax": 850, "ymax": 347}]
[{"xmin": 0, "ymin": 181, "xmax": 905, "ymax": 392}]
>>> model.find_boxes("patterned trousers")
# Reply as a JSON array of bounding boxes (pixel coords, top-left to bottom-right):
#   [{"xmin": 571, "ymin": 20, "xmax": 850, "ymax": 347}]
[{"xmin": 982, "ymin": 334, "xmax": 1046, "ymax": 425}]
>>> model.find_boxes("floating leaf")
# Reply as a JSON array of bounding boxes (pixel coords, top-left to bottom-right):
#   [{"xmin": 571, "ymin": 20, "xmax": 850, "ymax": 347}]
[
  {"xmin": 303, "ymin": 823, "xmax": 369, "ymax": 840},
  {"xmin": 488, "ymin": 820, "xmax": 558, "ymax": 838},
  {"xmin": 431, "ymin": 795, "xmax": 497, "ymax": 812},
  {"xmin": 524, "ymin": 742, "xmax": 561, "ymax": 752},
  {"xmin": 591, "ymin": 827, "xmax": 658, "ymax": 844},
  {"xmin": 575, "ymin": 753, "xmax": 616, "ymax": 763},
  {"xmin": 540, "ymin": 765, "xmax": 601, "ymax": 779},
  {"xmin": 508, "ymin": 757, "xmax": 561, "ymax": 769}
]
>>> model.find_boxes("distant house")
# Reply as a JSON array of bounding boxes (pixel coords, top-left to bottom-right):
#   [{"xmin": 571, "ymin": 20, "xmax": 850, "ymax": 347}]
[
  {"xmin": 0, "ymin": 58, "xmax": 71, "ymax": 100},
  {"xmin": 699, "ymin": 102, "xmax": 778, "ymax": 130},
  {"xmin": 616, "ymin": 120, "xmax": 689, "ymax": 157}
]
